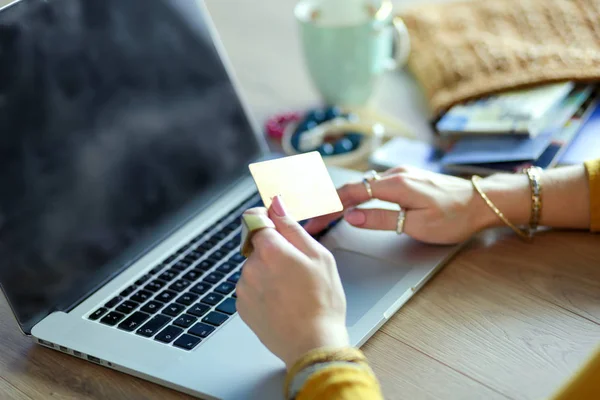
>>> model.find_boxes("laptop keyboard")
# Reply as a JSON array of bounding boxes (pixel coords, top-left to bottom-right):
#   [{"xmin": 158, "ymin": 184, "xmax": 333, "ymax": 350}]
[{"xmin": 87, "ymin": 192, "xmax": 262, "ymax": 351}]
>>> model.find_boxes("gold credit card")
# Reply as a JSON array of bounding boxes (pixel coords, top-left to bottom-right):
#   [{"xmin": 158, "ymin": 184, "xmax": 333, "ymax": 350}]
[{"xmin": 248, "ymin": 152, "xmax": 343, "ymax": 221}]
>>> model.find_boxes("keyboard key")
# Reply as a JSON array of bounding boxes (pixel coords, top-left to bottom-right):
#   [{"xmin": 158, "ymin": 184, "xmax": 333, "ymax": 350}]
[
  {"xmin": 135, "ymin": 274, "xmax": 152, "ymax": 286},
  {"xmin": 216, "ymin": 298, "xmax": 236, "ymax": 315},
  {"xmin": 130, "ymin": 290, "xmax": 152, "ymax": 303},
  {"xmin": 165, "ymin": 254, "xmax": 177, "ymax": 264},
  {"xmin": 202, "ymin": 312, "xmax": 229, "ymax": 326},
  {"xmin": 155, "ymin": 325, "xmax": 184, "ymax": 344},
  {"xmin": 223, "ymin": 221, "xmax": 240, "ymax": 233},
  {"xmin": 144, "ymin": 280, "xmax": 165, "ymax": 292},
  {"xmin": 176, "ymin": 292, "xmax": 199, "ymax": 306},
  {"xmin": 173, "ymin": 334, "xmax": 201, "ymax": 350},
  {"xmin": 150, "ymin": 265, "xmax": 165, "ymax": 275},
  {"xmin": 115, "ymin": 300, "xmax": 138, "ymax": 314},
  {"xmin": 232, "ymin": 290, "xmax": 237, "ymax": 298},
  {"xmin": 189, "ymin": 250, "xmax": 204, "ymax": 259},
  {"xmin": 105, "ymin": 296, "xmax": 123, "ymax": 308},
  {"xmin": 208, "ymin": 251, "xmax": 227, "ymax": 261},
  {"xmin": 169, "ymin": 279, "xmax": 192, "ymax": 292},
  {"xmin": 158, "ymin": 270, "xmax": 178, "ymax": 282},
  {"xmin": 229, "ymin": 253, "xmax": 245, "ymax": 264},
  {"xmin": 183, "ymin": 254, "xmax": 199, "ymax": 264},
  {"xmin": 174, "ymin": 314, "xmax": 198, "ymax": 329},
  {"xmin": 163, "ymin": 303, "xmax": 186, "ymax": 317},
  {"xmin": 141, "ymin": 300, "xmax": 163, "ymax": 314},
  {"xmin": 89, "ymin": 307, "xmax": 107, "ymax": 320},
  {"xmin": 171, "ymin": 261, "xmax": 190, "ymax": 271},
  {"xmin": 227, "ymin": 271, "xmax": 241, "ymax": 284},
  {"xmin": 215, "ymin": 282, "xmax": 235, "ymax": 295},
  {"xmin": 156, "ymin": 290, "xmax": 178, "ymax": 303},
  {"xmin": 120, "ymin": 285, "xmax": 137, "ymax": 297},
  {"xmin": 214, "ymin": 231, "xmax": 228, "ymax": 241},
  {"xmin": 188, "ymin": 303, "xmax": 210, "ymax": 317},
  {"xmin": 217, "ymin": 262, "xmax": 236, "ymax": 274},
  {"xmin": 204, "ymin": 272, "xmax": 224, "ymax": 284},
  {"xmin": 136, "ymin": 315, "xmax": 171, "ymax": 337},
  {"xmin": 182, "ymin": 269, "xmax": 204, "ymax": 282},
  {"xmin": 100, "ymin": 311, "xmax": 125, "ymax": 326},
  {"xmin": 221, "ymin": 240, "xmax": 238, "ymax": 250},
  {"xmin": 190, "ymin": 282, "xmax": 212, "ymax": 295},
  {"xmin": 201, "ymin": 292, "xmax": 224, "ymax": 306},
  {"xmin": 118, "ymin": 311, "xmax": 149, "ymax": 332},
  {"xmin": 188, "ymin": 322, "xmax": 215, "ymax": 338},
  {"xmin": 199, "ymin": 242, "xmax": 215, "ymax": 251},
  {"xmin": 218, "ymin": 246, "xmax": 233, "ymax": 255},
  {"xmin": 197, "ymin": 259, "xmax": 215, "ymax": 270}
]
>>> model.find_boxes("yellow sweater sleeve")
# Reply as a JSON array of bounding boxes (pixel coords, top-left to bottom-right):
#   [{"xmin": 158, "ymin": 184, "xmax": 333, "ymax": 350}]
[
  {"xmin": 552, "ymin": 347, "xmax": 600, "ymax": 400},
  {"xmin": 285, "ymin": 347, "xmax": 383, "ymax": 400},
  {"xmin": 584, "ymin": 159, "xmax": 600, "ymax": 232}
]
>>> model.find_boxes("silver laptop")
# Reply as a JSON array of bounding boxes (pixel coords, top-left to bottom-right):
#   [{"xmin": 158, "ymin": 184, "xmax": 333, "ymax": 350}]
[{"xmin": 0, "ymin": 0, "xmax": 461, "ymax": 398}]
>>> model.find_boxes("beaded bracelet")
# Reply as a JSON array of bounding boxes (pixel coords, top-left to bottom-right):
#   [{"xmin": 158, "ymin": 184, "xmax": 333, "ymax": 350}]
[{"xmin": 523, "ymin": 166, "xmax": 543, "ymax": 237}]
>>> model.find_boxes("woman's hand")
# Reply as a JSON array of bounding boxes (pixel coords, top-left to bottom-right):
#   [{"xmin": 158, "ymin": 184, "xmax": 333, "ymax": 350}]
[
  {"xmin": 236, "ymin": 196, "xmax": 349, "ymax": 369},
  {"xmin": 304, "ymin": 166, "xmax": 507, "ymax": 245}
]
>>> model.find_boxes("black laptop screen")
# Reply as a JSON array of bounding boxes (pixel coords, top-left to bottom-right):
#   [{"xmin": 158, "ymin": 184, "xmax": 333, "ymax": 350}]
[{"xmin": 0, "ymin": 0, "xmax": 263, "ymax": 333}]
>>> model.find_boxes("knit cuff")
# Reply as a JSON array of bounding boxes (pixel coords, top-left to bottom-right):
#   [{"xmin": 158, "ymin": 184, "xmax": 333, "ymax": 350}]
[
  {"xmin": 284, "ymin": 347, "xmax": 369, "ymax": 398},
  {"xmin": 584, "ymin": 159, "xmax": 600, "ymax": 233}
]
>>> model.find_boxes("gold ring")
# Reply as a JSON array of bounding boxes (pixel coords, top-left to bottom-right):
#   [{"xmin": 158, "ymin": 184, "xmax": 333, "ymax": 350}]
[
  {"xmin": 396, "ymin": 208, "xmax": 406, "ymax": 235},
  {"xmin": 364, "ymin": 170, "xmax": 381, "ymax": 181},
  {"xmin": 240, "ymin": 213, "xmax": 276, "ymax": 257},
  {"xmin": 362, "ymin": 178, "xmax": 373, "ymax": 199}
]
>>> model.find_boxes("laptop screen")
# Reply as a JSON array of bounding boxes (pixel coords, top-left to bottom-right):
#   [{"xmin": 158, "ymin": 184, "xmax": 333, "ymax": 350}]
[{"xmin": 0, "ymin": 0, "xmax": 264, "ymax": 333}]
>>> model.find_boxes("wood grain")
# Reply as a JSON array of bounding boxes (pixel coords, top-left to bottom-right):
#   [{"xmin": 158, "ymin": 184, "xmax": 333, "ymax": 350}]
[
  {"xmin": 381, "ymin": 231, "xmax": 600, "ymax": 400},
  {"xmin": 361, "ymin": 332, "xmax": 508, "ymax": 400},
  {"xmin": 0, "ymin": 377, "xmax": 32, "ymax": 400},
  {"xmin": 461, "ymin": 230, "xmax": 600, "ymax": 324}
]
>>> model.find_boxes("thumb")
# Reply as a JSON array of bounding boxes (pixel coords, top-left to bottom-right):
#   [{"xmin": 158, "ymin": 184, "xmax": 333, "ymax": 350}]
[{"xmin": 268, "ymin": 195, "xmax": 322, "ymax": 257}]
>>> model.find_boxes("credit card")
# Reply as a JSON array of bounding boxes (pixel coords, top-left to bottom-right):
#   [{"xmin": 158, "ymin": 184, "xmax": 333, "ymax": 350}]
[{"xmin": 248, "ymin": 151, "xmax": 343, "ymax": 221}]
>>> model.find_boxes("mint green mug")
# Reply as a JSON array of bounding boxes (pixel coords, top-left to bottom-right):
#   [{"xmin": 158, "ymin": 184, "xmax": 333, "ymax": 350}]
[{"xmin": 294, "ymin": 0, "xmax": 410, "ymax": 107}]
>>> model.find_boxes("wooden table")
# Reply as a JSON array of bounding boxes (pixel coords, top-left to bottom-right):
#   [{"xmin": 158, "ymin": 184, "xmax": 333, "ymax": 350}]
[{"xmin": 2, "ymin": 0, "xmax": 600, "ymax": 399}]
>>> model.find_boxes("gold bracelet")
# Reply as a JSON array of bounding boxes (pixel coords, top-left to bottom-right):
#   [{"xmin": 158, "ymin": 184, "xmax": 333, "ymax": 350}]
[
  {"xmin": 471, "ymin": 175, "xmax": 530, "ymax": 241},
  {"xmin": 523, "ymin": 166, "xmax": 543, "ymax": 237}
]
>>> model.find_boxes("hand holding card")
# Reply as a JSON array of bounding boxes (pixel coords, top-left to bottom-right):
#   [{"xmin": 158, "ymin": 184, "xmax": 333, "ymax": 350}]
[{"xmin": 240, "ymin": 152, "xmax": 343, "ymax": 257}]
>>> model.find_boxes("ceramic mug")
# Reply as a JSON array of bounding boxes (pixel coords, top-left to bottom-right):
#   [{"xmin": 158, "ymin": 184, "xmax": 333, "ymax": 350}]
[{"xmin": 294, "ymin": 0, "xmax": 410, "ymax": 107}]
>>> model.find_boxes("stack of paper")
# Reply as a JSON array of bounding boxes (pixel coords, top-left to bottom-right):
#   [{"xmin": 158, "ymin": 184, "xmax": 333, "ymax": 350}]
[
  {"xmin": 438, "ymin": 84, "xmax": 598, "ymax": 174},
  {"xmin": 436, "ymin": 82, "xmax": 575, "ymax": 137}
]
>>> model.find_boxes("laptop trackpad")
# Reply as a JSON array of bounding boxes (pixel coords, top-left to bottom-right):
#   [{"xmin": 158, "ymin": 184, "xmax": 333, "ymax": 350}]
[{"xmin": 332, "ymin": 249, "xmax": 409, "ymax": 326}]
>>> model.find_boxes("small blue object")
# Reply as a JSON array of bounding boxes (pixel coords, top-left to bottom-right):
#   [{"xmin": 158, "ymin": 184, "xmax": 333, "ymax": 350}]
[
  {"xmin": 318, "ymin": 142, "xmax": 335, "ymax": 156},
  {"xmin": 345, "ymin": 133, "xmax": 363, "ymax": 147},
  {"xmin": 290, "ymin": 107, "xmax": 363, "ymax": 156},
  {"xmin": 333, "ymin": 137, "xmax": 354, "ymax": 154},
  {"xmin": 305, "ymin": 108, "xmax": 328, "ymax": 124},
  {"xmin": 324, "ymin": 106, "xmax": 342, "ymax": 120}
]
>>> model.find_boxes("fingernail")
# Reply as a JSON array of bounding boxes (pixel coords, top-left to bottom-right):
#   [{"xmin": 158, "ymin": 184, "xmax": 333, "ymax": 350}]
[
  {"xmin": 271, "ymin": 195, "xmax": 287, "ymax": 217},
  {"xmin": 344, "ymin": 209, "xmax": 366, "ymax": 226}
]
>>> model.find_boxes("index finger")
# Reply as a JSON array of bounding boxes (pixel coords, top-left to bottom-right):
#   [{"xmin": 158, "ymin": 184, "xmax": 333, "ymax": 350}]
[{"xmin": 304, "ymin": 174, "xmax": 411, "ymax": 234}]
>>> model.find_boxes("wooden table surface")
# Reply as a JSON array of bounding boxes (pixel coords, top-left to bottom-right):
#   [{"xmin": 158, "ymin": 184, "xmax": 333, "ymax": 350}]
[{"xmin": 1, "ymin": 0, "xmax": 600, "ymax": 399}]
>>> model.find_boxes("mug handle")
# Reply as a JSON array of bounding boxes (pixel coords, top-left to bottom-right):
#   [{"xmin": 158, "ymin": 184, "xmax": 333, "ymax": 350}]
[{"xmin": 385, "ymin": 16, "xmax": 411, "ymax": 70}]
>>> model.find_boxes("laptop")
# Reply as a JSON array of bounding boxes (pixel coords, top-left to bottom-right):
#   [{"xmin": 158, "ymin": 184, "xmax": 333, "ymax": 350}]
[{"xmin": 0, "ymin": 0, "xmax": 461, "ymax": 398}]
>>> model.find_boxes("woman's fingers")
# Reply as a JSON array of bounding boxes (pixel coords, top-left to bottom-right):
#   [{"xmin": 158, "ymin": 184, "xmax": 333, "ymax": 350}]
[
  {"xmin": 268, "ymin": 196, "xmax": 323, "ymax": 258},
  {"xmin": 305, "ymin": 173, "xmax": 422, "ymax": 235},
  {"xmin": 344, "ymin": 207, "xmax": 414, "ymax": 233}
]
